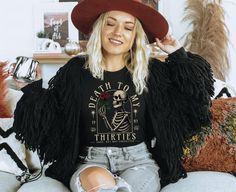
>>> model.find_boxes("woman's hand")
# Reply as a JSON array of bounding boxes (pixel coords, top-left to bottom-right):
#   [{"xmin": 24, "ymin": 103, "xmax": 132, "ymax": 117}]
[
  {"xmin": 155, "ymin": 34, "xmax": 182, "ymax": 54},
  {"xmin": 13, "ymin": 64, "xmax": 42, "ymax": 90}
]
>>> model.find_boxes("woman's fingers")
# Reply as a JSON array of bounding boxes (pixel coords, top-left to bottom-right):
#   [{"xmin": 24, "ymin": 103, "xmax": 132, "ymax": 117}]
[
  {"xmin": 155, "ymin": 38, "xmax": 165, "ymax": 50},
  {"xmin": 155, "ymin": 35, "xmax": 182, "ymax": 54}
]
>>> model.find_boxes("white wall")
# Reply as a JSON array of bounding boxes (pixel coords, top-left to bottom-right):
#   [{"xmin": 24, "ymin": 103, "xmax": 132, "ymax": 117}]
[
  {"xmin": 0, "ymin": 0, "xmax": 235, "ymax": 89},
  {"xmin": 0, "ymin": 0, "xmax": 35, "ymax": 60},
  {"xmin": 0, "ymin": 0, "xmax": 62, "ymax": 83},
  {"xmin": 223, "ymin": 1, "xmax": 236, "ymax": 88},
  {"xmin": 159, "ymin": 0, "xmax": 236, "ymax": 89}
]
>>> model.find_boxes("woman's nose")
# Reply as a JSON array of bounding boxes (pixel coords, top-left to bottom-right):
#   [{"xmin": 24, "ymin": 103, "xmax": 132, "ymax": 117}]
[{"xmin": 113, "ymin": 25, "xmax": 123, "ymax": 36}]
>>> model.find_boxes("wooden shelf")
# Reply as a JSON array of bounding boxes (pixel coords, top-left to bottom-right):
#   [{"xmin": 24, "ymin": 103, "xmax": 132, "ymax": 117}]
[
  {"xmin": 33, "ymin": 53, "xmax": 72, "ymax": 64},
  {"xmin": 33, "ymin": 52, "xmax": 167, "ymax": 64}
]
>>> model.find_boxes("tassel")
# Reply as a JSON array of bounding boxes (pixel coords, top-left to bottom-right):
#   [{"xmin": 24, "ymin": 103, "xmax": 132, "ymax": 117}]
[
  {"xmin": 13, "ymin": 56, "xmax": 86, "ymax": 187},
  {"xmin": 147, "ymin": 48, "xmax": 214, "ymax": 186}
]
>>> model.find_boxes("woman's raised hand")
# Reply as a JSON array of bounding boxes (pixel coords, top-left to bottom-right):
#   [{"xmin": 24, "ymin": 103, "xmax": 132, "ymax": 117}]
[{"xmin": 155, "ymin": 34, "xmax": 182, "ymax": 54}]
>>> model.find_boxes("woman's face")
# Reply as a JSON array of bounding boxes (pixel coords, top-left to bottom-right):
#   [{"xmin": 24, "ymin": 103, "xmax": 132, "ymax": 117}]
[{"xmin": 101, "ymin": 11, "xmax": 136, "ymax": 57}]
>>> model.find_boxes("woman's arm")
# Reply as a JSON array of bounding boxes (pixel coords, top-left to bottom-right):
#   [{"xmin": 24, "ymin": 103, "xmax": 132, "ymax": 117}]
[
  {"xmin": 148, "ymin": 38, "xmax": 214, "ymax": 186},
  {"xmin": 13, "ymin": 56, "xmax": 85, "ymax": 164},
  {"xmin": 156, "ymin": 34, "xmax": 214, "ymax": 128}
]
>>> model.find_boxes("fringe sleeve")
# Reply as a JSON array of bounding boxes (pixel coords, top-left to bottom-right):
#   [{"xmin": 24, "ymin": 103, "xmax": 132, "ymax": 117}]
[
  {"xmin": 167, "ymin": 47, "xmax": 215, "ymax": 128},
  {"xmin": 13, "ymin": 56, "xmax": 84, "ymax": 165},
  {"xmin": 147, "ymin": 48, "xmax": 214, "ymax": 187}
]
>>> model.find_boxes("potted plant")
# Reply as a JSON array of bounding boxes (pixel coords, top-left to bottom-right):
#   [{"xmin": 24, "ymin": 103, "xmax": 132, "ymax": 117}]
[
  {"xmin": 35, "ymin": 31, "xmax": 49, "ymax": 52},
  {"xmin": 36, "ymin": 30, "xmax": 48, "ymax": 38}
]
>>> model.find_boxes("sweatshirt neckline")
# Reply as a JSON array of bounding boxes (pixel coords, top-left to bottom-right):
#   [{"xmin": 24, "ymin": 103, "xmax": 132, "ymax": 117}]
[{"xmin": 104, "ymin": 66, "xmax": 127, "ymax": 74}]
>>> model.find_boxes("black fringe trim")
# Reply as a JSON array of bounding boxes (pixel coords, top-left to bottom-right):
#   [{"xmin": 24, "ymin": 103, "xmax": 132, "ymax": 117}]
[
  {"xmin": 147, "ymin": 48, "xmax": 214, "ymax": 187},
  {"xmin": 13, "ymin": 56, "xmax": 86, "ymax": 187}
]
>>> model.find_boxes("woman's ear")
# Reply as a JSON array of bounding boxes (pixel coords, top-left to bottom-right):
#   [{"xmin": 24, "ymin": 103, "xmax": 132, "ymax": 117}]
[{"xmin": 0, "ymin": 62, "xmax": 12, "ymax": 118}]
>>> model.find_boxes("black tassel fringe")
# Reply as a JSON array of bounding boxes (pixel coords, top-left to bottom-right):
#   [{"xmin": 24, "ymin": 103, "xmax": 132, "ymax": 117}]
[{"xmin": 147, "ymin": 48, "xmax": 214, "ymax": 187}]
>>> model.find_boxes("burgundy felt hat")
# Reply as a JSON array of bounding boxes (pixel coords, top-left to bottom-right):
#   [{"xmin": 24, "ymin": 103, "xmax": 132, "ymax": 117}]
[{"xmin": 71, "ymin": 0, "xmax": 169, "ymax": 43}]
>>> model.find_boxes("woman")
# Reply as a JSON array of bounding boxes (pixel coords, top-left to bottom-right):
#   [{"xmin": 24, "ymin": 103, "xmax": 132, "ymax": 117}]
[{"xmin": 13, "ymin": 0, "xmax": 214, "ymax": 191}]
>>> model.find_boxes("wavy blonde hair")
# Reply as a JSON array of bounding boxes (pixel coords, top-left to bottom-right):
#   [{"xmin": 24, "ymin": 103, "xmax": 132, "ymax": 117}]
[{"xmin": 86, "ymin": 12, "xmax": 150, "ymax": 94}]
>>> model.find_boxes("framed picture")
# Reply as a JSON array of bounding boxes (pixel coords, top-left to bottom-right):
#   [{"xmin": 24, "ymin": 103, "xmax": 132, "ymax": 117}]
[
  {"xmin": 44, "ymin": 12, "xmax": 69, "ymax": 47},
  {"xmin": 33, "ymin": 2, "xmax": 78, "ymax": 52}
]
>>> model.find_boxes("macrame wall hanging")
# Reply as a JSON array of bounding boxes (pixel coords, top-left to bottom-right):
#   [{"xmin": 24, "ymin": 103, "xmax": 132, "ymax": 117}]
[{"xmin": 183, "ymin": 0, "xmax": 229, "ymax": 81}]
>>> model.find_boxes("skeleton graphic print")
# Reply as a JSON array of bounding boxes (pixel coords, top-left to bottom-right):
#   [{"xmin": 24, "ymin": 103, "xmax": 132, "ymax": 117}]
[
  {"xmin": 98, "ymin": 90, "xmax": 131, "ymax": 132},
  {"xmin": 80, "ymin": 67, "xmax": 146, "ymax": 146}
]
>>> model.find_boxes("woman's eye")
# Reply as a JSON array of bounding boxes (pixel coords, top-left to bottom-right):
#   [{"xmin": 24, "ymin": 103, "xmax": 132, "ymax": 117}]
[
  {"xmin": 107, "ymin": 22, "xmax": 114, "ymax": 26},
  {"xmin": 125, "ymin": 27, "xmax": 133, "ymax": 31}
]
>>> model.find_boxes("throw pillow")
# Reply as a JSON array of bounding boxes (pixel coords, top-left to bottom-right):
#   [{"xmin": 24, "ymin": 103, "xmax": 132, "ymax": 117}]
[
  {"xmin": 0, "ymin": 62, "xmax": 12, "ymax": 118},
  {"xmin": 0, "ymin": 118, "xmax": 29, "ymax": 176},
  {"xmin": 1, "ymin": 62, "xmax": 43, "ymax": 185},
  {"xmin": 182, "ymin": 97, "xmax": 236, "ymax": 174},
  {"xmin": 213, "ymin": 78, "xmax": 236, "ymax": 99}
]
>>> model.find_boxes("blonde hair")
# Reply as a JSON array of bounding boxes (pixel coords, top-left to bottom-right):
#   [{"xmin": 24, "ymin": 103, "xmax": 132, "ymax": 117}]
[{"xmin": 86, "ymin": 12, "xmax": 150, "ymax": 94}]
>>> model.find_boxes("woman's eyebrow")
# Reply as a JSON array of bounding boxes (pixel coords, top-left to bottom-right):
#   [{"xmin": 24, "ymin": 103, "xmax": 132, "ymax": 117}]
[{"xmin": 107, "ymin": 16, "xmax": 135, "ymax": 25}]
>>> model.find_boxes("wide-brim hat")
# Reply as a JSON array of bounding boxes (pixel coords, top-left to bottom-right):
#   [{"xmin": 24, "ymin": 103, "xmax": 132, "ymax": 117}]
[{"xmin": 71, "ymin": 0, "xmax": 169, "ymax": 43}]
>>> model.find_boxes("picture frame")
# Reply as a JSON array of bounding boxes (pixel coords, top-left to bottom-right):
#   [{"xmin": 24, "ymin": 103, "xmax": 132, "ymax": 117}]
[{"xmin": 33, "ymin": 2, "xmax": 78, "ymax": 52}]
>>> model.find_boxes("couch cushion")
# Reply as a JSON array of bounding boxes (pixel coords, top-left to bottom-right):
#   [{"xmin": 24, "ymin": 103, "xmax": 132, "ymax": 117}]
[
  {"xmin": 25, "ymin": 149, "xmax": 42, "ymax": 171},
  {"xmin": 17, "ymin": 176, "xmax": 70, "ymax": 192},
  {"xmin": 0, "ymin": 171, "xmax": 21, "ymax": 192},
  {"xmin": 161, "ymin": 171, "xmax": 236, "ymax": 192}
]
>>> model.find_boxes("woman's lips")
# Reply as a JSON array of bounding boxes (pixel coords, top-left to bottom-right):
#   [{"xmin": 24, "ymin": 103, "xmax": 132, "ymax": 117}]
[{"xmin": 109, "ymin": 38, "xmax": 123, "ymax": 45}]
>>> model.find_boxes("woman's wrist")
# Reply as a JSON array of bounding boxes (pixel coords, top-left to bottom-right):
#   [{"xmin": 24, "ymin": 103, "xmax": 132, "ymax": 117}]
[{"xmin": 21, "ymin": 79, "xmax": 43, "ymax": 94}]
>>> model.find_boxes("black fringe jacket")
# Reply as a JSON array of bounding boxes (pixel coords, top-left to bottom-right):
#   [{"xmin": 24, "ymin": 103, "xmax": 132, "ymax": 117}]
[{"xmin": 13, "ymin": 48, "xmax": 214, "ymax": 188}]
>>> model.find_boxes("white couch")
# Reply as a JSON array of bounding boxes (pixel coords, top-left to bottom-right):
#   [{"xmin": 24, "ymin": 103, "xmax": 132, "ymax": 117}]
[
  {"xmin": 1, "ymin": 86, "xmax": 236, "ymax": 192},
  {"xmin": 0, "ymin": 88, "xmax": 70, "ymax": 192},
  {"xmin": 1, "ymin": 169, "xmax": 236, "ymax": 192},
  {"xmin": 1, "ymin": 150, "xmax": 236, "ymax": 192}
]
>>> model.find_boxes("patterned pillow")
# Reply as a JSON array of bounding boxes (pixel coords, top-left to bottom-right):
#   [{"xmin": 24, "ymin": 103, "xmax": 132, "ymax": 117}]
[
  {"xmin": 182, "ymin": 97, "xmax": 236, "ymax": 173},
  {"xmin": 213, "ymin": 78, "xmax": 236, "ymax": 99},
  {"xmin": 0, "ymin": 62, "xmax": 30, "ymax": 181},
  {"xmin": 0, "ymin": 118, "xmax": 29, "ymax": 176}
]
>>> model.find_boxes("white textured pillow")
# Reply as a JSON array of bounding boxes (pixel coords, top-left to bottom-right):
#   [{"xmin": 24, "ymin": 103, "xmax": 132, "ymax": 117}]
[
  {"xmin": 6, "ymin": 87, "xmax": 23, "ymax": 112},
  {"xmin": 0, "ymin": 118, "xmax": 28, "ymax": 175},
  {"xmin": 161, "ymin": 171, "xmax": 236, "ymax": 192},
  {"xmin": 213, "ymin": 78, "xmax": 236, "ymax": 98}
]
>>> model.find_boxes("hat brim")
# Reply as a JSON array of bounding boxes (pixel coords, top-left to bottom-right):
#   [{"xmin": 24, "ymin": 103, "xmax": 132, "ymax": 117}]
[{"xmin": 71, "ymin": 0, "xmax": 169, "ymax": 43}]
